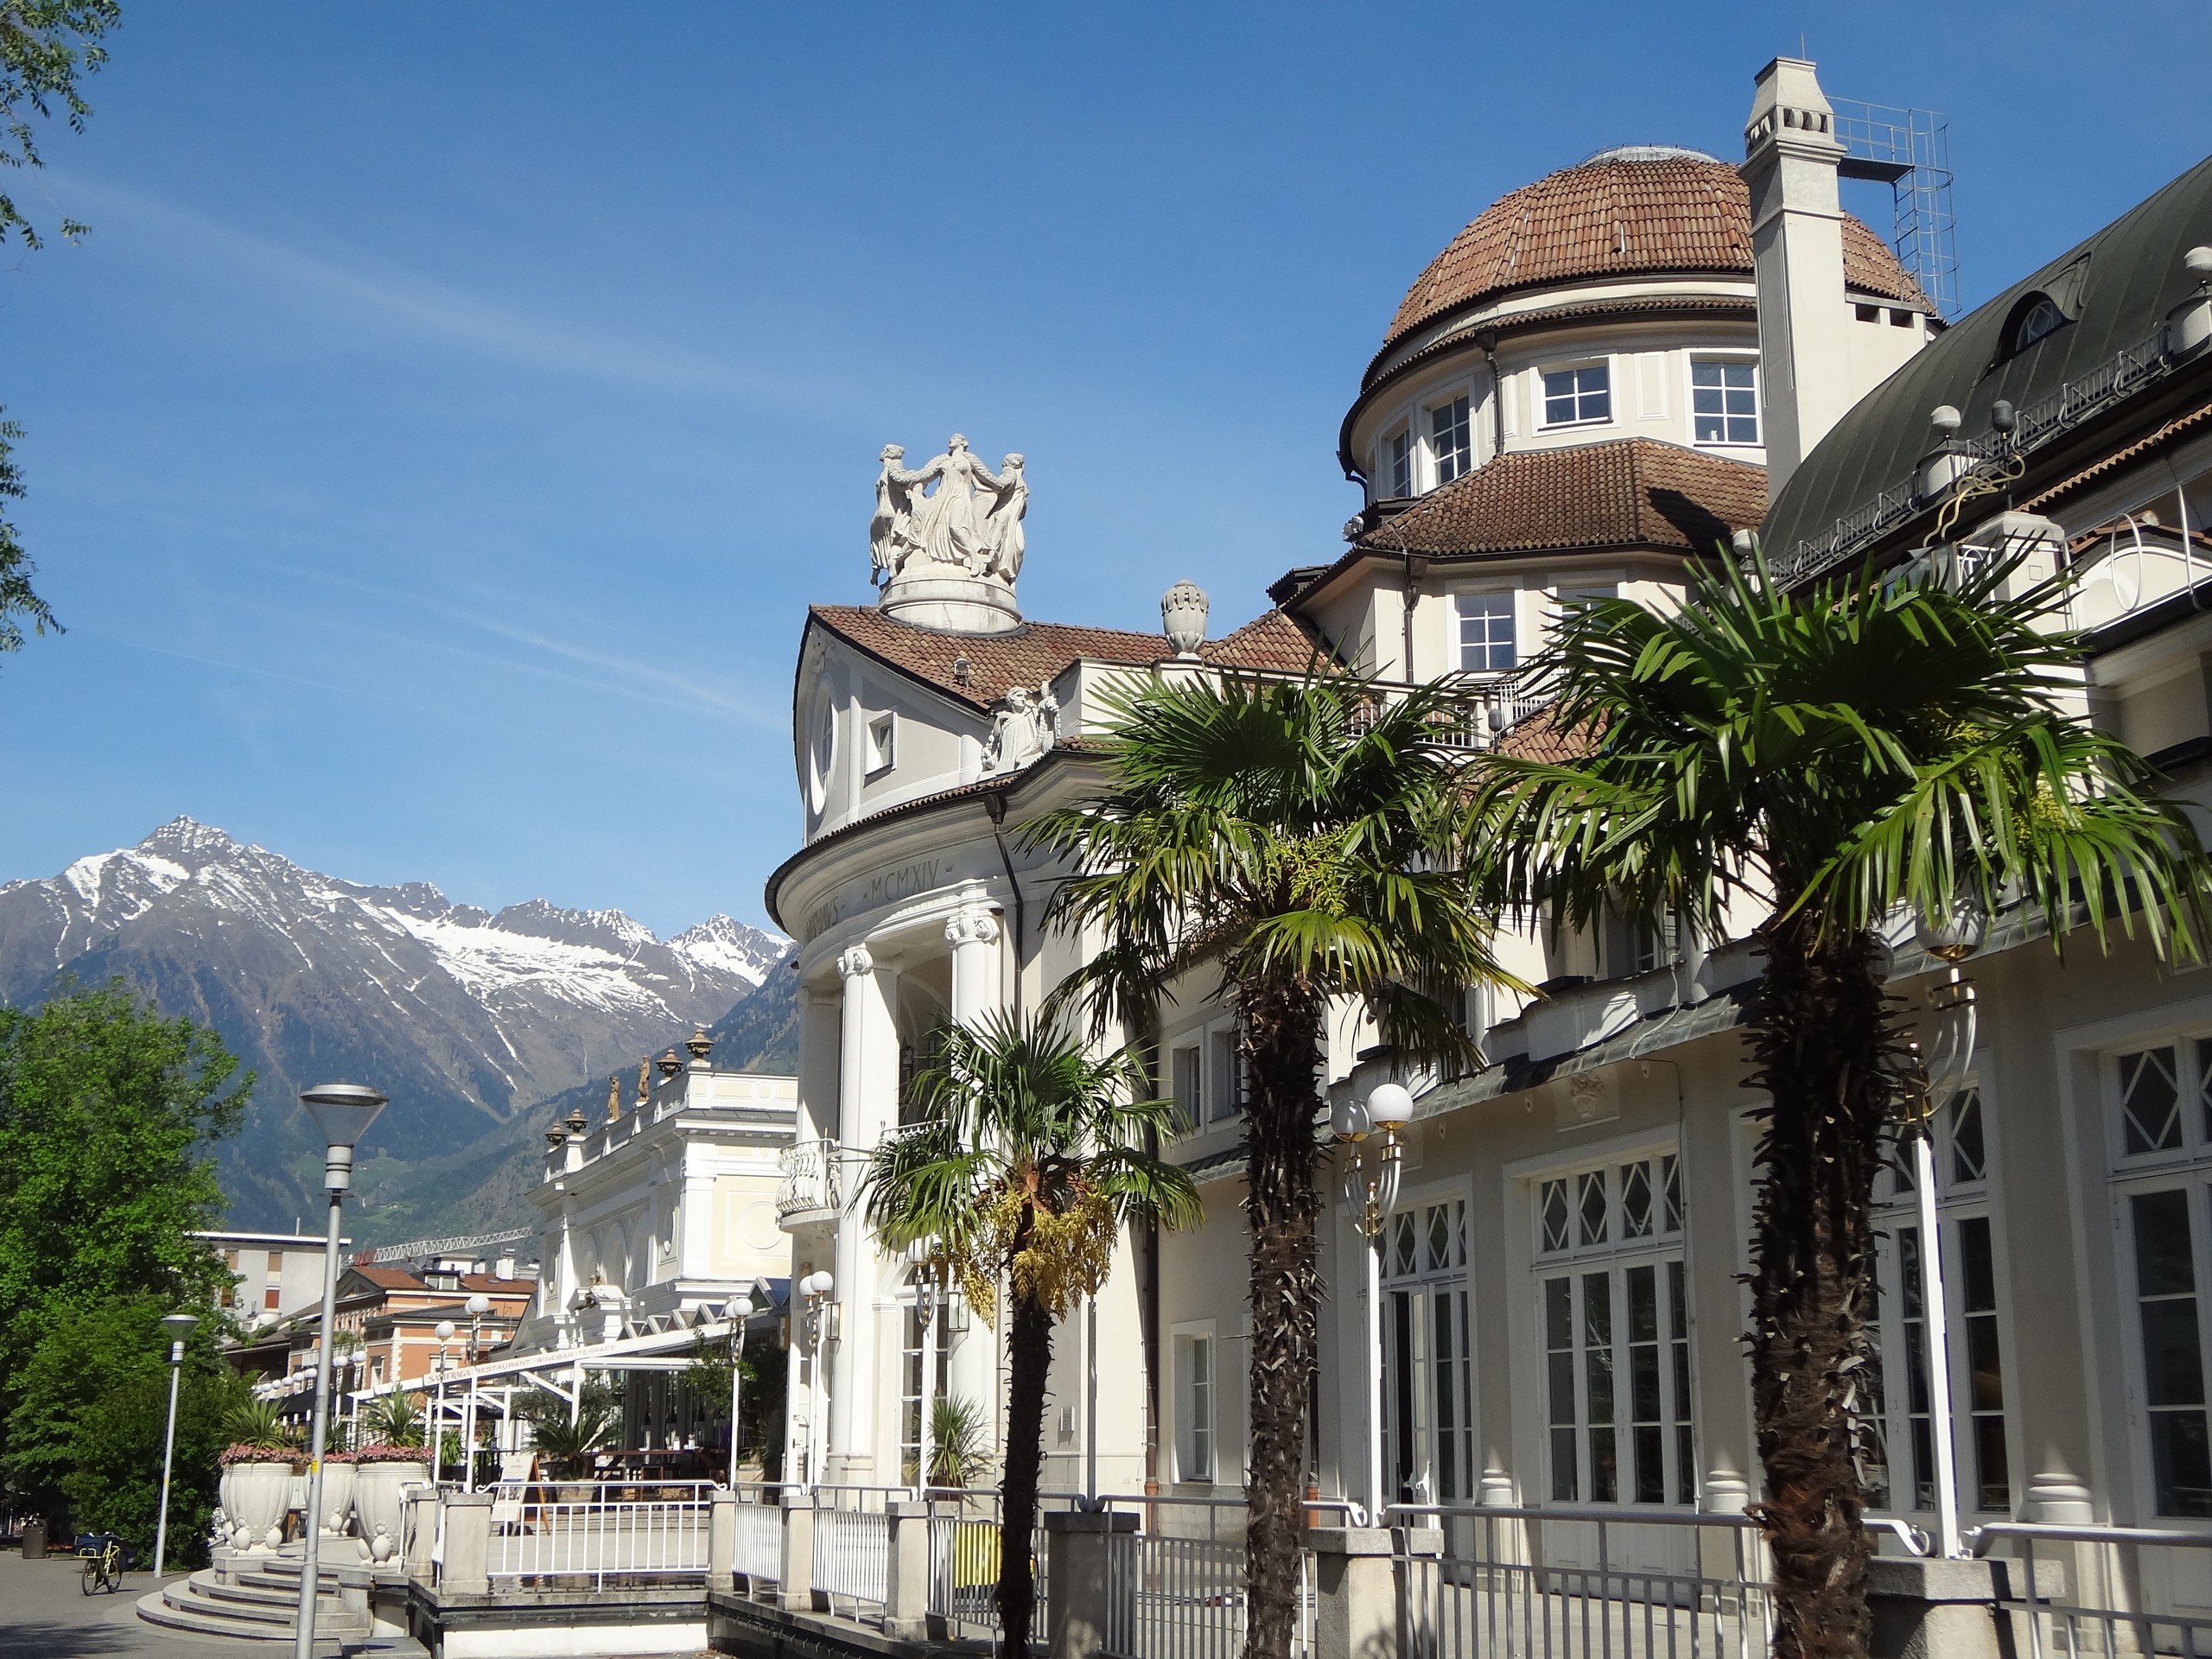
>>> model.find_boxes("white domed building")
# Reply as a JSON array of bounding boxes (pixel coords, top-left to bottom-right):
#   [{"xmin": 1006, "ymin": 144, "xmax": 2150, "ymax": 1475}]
[{"xmin": 763, "ymin": 57, "xmax": 1943, "ymax": 1530}]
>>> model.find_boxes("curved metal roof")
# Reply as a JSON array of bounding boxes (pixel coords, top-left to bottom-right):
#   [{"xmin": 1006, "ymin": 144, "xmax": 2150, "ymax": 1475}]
[{"xmin": 1764, "ymin": 155, "xmax": 2212, "ymax": 574}]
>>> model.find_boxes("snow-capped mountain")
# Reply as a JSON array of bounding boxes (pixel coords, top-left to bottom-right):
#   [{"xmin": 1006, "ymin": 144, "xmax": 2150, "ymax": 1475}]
[{"xmin": 0, "ymin": 818, "xmax": 788, "ymax": 1229}]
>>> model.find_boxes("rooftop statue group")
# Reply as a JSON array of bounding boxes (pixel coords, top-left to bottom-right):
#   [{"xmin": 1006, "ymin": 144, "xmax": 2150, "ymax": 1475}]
[{"xmin": 870, "ymin": 435, "xmax": 1027, "ymax": 588}]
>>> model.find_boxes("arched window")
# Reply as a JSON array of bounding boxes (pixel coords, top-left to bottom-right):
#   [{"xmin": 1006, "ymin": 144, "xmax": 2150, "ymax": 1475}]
[{"xmin": 2003, "ymin": 293, "xmax": 2068, "ymax": 357}]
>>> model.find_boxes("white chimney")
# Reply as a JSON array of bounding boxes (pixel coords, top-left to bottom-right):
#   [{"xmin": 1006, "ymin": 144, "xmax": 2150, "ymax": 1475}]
[{"xmin": 1742, "ymin": 56, "xmax": 1852, "ymax": 495}]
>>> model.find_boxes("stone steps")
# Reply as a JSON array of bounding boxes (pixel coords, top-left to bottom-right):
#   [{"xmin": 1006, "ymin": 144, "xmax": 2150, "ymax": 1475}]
[{"xmin": 136, "ymin": 1565, "xmax": 369, "ymax": 1648}]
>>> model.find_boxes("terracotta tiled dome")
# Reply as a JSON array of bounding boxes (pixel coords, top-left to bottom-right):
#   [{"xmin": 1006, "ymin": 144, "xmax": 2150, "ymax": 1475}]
[{"xmin": 1385, "ymin": 149, "xmax": 1927, "ymax": 348}]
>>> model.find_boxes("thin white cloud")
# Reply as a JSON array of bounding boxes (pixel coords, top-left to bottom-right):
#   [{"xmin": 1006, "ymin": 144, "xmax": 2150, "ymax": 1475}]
[{"xmin": 55, "ymin": 173, "xmax": 852, "ymax": 410}]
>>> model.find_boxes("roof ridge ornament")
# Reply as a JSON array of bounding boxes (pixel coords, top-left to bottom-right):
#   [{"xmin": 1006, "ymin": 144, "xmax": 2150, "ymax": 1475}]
[{"xmin": 871, "ymin": 435, "xmax": 1027, "ymax": 635}]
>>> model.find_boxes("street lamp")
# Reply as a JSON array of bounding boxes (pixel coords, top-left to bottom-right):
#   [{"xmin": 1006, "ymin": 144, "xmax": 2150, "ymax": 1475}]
[
  {"xmin": 294, "ymin": 1083, "xmax": 386, "ymax": 1659},
  {"xmin": 1334, "ymin": 1081, "xmax": 1411, "ymax": 1524},
  {"xmin": 724, "ymin": 1292, "xmax": 755, "ymax": 1487},
  {"xmin": 1898, "ymin": 897, "xmax": 1986, "ymax": 1559},
  {"xmin": 152, "ymin": 1312, "xmax": 199, "ymax": 1577},
  {"xmin": 801, "ymin": 1270, "xmax": 836, "ymax": 1491},
  {"xmin": 431, "ymin": 1319, "xmax": 456, "ymax": 1486},
  {"xmin": 461, "ymin": 1294, "xmax": 490, "ymax": 1492}
]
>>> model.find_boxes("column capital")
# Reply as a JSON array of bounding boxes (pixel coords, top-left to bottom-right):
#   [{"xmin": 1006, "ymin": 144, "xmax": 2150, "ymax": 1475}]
[
  {"xmin": 946, "ymin": 907, "xmax": 1001, "ymax": 949},
  {"xmin": 837, "ymin": 944, "xmax": 875, "ymax": 981}
]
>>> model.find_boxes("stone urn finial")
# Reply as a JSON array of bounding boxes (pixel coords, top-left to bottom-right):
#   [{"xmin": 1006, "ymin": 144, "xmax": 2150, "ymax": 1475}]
[{"xmin": 1162, "ymin": 580, "xmax": 1209, "ymax": 658}]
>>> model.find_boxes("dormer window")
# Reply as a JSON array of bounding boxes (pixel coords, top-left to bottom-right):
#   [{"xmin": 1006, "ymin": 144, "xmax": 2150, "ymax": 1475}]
[
  {"xmin": 1429, "ymin": 395, "xmax": 1472, "ymax": 486},
  {"xmin": 1386, "ymin": 427, "xmax": 1413, "ymax": 498},
  {"xmin": 865, "ymin": 712, "xmax": 896, "ymax": 775},
  {"xmin": 2007, "ymin": 294, "xmax": 2068, "ymax": 354},
  {"xmin": 1541, "ymin": 364, "xmax": 1611, "ymax": 429}
]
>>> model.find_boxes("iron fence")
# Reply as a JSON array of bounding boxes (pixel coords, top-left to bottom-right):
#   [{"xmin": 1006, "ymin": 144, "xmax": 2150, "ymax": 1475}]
[
  {"xmin": 733, "ymin": 1497, "xmax": 782, "ymax": 1586},
  {"xmin": 812, "ymin": 1489, "xmax": 894, "ymax": 1613},
  {"xmin": 1972, "ymin": 1521, "xmax": 2212, "ymax": 1659},
  {"xmin": 1392, "ymin": 1502, "xmax": 1773, "ymax": 1659}
]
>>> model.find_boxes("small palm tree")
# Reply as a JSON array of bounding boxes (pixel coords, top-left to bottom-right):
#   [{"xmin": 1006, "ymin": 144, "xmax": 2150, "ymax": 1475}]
[
  {"xmin": 527, "ymin": 1403, "xmax": 618, "ymax": 1484},
  {"xmin": 859, "ymin": 1012, "xmax": 1199, "ymax": 1659},
  {"xmin": 222, "ymin": 1398, "xmax": 289, "ymax": 1452},
  {"xmin": 357, "ymin": 1392, "xmax": 423, "ymax": 1449},
  {"xmin": 929, "ymin": 1393, "xmax": 989, "ymax": 1488},
  {"xmin": 1469, "ymin": 550, "xmax": 2212, "ymax": 1658},
  {"xmin": 1029, "ymin": 671, "xmax": 1514, "ymax": 1659}
]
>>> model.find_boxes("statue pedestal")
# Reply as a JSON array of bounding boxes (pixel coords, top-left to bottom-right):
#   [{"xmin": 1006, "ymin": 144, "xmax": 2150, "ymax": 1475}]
[{"xmin": 879, "ymin": 571, "xmax": 1021, "ymax": 635}]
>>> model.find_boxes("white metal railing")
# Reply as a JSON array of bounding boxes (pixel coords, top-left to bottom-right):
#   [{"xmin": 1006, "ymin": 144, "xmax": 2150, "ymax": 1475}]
[
  {"xmin": 734, "ymin": 1498, "xmax": 782, "ymax": 1586},
  {"xmin": 1392, "ymin": 1502, "xmax": 1773, "ymax": 1659},
  {"xmin": 1972, "ymin": 1521, "xmax": 2212, "ymax": 1659},
  {"xmin": 777, "ymin": 1139, "xmax": 842, "ymax": 1220},
  {"xmin": 924, "ymin": 1489, "xmax": 1068, "ymax": 1636},
  {"xmin": 813, "ymin": 1504, "xmax": 890, "ymax": 1609},
  {"xmin": 1093, "ymin": 1492, "xmax": 1313, "ymax": 1659},
  {"xmin": 475, "ymin": 1483, "xmax": 711, "ymax": 1586}
]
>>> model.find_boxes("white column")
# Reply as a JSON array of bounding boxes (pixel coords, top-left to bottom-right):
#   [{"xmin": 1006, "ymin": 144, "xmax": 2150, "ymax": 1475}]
[
  {"xmin": 798, "ymin": 986, "xmax": 842, "ymax": 1143},
  {"xmin": 830, "ymin": 943, "xmax": 898, "ymax": 1483},
  {"xmin": 946, "ymin": 906, "xmax": 1003, "ymax": 1028}
]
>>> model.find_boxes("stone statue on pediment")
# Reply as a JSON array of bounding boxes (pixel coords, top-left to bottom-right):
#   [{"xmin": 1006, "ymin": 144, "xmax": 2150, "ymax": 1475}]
[
  {"xmin": 984, "ymin": 684, "xmax": 1059, "ymax": 773},
  {"xmin": 874, "ymin": 434, "xmax": 1029, "ymax": 634}
]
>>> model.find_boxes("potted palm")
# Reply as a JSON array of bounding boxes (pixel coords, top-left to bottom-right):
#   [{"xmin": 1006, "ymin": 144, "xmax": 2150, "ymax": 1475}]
[
  {"xmin": 217, "ymin": 1400, "xmax": 297, "ymax": 1554},
  {"xmin": 928, "ymin": 1394, "xmax": 988, "ymax": 1489},
  {"xmin": 524, "ymin": 1395, "xmax": 619, "ymax": 1502},
  {"xmin": 352, "ymin": 1393, "xmax": 430, "ymax": 1558}
]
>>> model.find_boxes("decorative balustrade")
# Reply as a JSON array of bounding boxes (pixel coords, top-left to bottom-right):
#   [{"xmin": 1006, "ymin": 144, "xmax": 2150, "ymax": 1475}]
[{"xmin": 776, "ymin": 1139, "xmax": 842, "ymax": 1222}]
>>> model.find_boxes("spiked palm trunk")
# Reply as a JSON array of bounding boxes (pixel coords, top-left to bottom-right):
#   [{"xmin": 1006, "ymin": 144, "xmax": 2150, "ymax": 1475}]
[
  {"xmin": 1745, "ymin": 917, "xmax": 1898, "ymax": 1659},
  {"xmin": 999, "ymin": 1222, "xmax": 1053, "ymax": 1658},
  {"xmin": 1240, "ymin": 981, "xmax": 1324, "ymax": 1659}
]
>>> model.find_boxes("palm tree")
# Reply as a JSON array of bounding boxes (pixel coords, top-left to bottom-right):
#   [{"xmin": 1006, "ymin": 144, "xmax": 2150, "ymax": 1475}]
[
  {"xmin": 858, "ymin": 1011, "xmax": 1199, "ymax": 1659},
  {"xmin": 1468, "ymin": 550, "xmax": 2212, "ymax": 1659},
  {"xmin": 1028, "ymin": 671, "xmax": 1513, "ymax": 1659}
]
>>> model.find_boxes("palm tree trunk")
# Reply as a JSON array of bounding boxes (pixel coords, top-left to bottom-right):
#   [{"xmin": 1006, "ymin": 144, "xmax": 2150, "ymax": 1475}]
[
  {"xmin": 1240, "ymin": 980, "xmax": 1323, "ymax": 1659},
  {"xmin": 1000, "ymin": 1263, "xmax": 1054, "ymax": 1657},
  {"xmin": 1745, "ymin": 918, "xmax": 1897, "ymax": 1659}
]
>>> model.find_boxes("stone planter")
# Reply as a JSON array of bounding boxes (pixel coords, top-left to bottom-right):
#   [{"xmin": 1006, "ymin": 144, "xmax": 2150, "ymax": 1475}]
[
  {"xmin": 315, "ymin": 1461, "xmax": 358, "ymax": 1535},
  {"xmin": 220, "ymin": 1461, "xmax": 294, "ymax": 1553},
  {"xmin": 353, "ymin": 1460, "xmax": 430, "ymax": 1556}
]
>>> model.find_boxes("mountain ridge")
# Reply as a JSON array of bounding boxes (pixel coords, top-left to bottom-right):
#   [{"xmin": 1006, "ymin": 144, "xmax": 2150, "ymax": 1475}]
[{"xmin": 0, "ymin": 817, "xmax": 789, "ymax": 1234}]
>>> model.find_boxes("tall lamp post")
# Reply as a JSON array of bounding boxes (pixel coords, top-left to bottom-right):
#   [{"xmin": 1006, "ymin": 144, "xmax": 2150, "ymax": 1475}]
[
  {"xmin": 152, "ymin": 1311, "xmax": 200, "ymax": 1577},
  {"xmin": 294, "ymin": 1083, "xmax": 386, "ymax": 1659},
  {"xmin": 461, "ymin": 1294, "xmax": 490, "ymax": 1491},
  {"xmin": 800, "ymin": 1271, "xmax": 836, "ymax": 1491},
  {"xmin": 430, "ymin": 1319, "xmax": 456, "ymax": 1485},
  {"xmin": 724, "ymin": 1292, "xmax": 755, "ymax": 1485},
  {"xmin": 1333, "ymin": 1082, "xmax": 1410, "ymax": 1524},
  {"xmin": 1900, "ymin": 898, "xmax": 1985, "ymax": 1558}
]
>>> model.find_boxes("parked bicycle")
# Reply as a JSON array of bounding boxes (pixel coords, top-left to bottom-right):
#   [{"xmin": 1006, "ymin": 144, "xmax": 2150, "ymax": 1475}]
[{"xmin": 76, "ymin": 1531, "xmax": 128, "ymax": 1595}]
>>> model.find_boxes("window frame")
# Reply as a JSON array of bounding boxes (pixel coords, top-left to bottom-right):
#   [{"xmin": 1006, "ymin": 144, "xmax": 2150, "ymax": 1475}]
[
  {"xmin": 1382, "ymin": 423, "xmax": 1414, "ymax": 499},
  {"xmin": 1452, "ymin": 586, "xmax": 1519, "ymax": 676},
  {"xmin": 864, "ymin": 711, "xmax": 897, "ymax": 776},
  {"xmin": 1379, "ymin": 1191, "xmax": 1477, "ymax": 1505},
  {"xmin": 1539, "ymin": 360, "xmax": 1614, "ymax": 431},
  {"xmin": 1426, "ymin": 393, "xmax": 1474, "ymax": 489},
  {"xmin": 1688, "ymin": 356, "xmax": 1761, "ymax": 448},
  {"xmin": 1172, "ymin": 1323, "xmax": 1218, "ymax": 1484}
]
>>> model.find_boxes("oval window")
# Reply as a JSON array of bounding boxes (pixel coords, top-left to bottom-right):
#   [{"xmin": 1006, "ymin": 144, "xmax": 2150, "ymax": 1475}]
[{"xmin": 807, "ymin": 696, "xmax": 836, "ymax": 815}]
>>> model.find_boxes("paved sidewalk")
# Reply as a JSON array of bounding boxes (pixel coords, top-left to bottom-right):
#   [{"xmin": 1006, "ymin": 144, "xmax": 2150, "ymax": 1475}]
[{"xmin": 0, "ymin": 1552, "xmax": 428, "ymax": 1657}]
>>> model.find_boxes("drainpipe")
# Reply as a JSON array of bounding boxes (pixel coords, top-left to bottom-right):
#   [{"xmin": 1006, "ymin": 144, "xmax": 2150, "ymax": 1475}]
[
  {"xmin": 1402, "ymin": 552, "xmax": 1428, "ymax": 683},
  {"xmin": 983, "ymin": 791, "xmax": 1026, "ymax": 1020}
]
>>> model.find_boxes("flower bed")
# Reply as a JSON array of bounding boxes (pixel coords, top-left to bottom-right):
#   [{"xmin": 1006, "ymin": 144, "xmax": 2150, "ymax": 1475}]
[
  {"xmin": 217, "ymin": 1442, "xmax": 299, "ymax": 1468},
  {"xmin": 350, "ymin": 1442, "xmax": 429, "ymax": 1464}
]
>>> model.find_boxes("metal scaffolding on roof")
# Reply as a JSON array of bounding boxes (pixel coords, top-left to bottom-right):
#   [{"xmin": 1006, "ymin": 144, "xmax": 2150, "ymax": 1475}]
[{"xmin": 1830, "ymin": 97, "xmax": 1961, "ymax": 319}]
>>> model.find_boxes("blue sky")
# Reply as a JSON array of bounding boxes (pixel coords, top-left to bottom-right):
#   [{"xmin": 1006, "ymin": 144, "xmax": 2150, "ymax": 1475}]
[{"xmin": 1, "ymin": 2, "xmax": 2206, "ymax": 937}]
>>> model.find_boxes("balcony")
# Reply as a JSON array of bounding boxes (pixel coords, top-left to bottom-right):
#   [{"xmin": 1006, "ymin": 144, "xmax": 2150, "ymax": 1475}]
[{"xmin": 777, "ymin": 1138, "xmax": 843, "ymax": 1229}]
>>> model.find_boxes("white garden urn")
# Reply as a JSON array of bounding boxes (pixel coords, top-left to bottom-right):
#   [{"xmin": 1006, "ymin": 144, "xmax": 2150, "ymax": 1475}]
[
  {"xmin": 316, "ymin": 1460, "xmax": 358, "ymax": 1536},
  {"xmin": 353, "ymin": 1459, "xmax": 430, "ymax": 1551},
  {"xmin": 1161, "ymin": 580, "xmax": 1209, "ymax": 657},
  {"xmin": 220, "ymin": 1460, "xmax": 295, "ymax": 1554}
]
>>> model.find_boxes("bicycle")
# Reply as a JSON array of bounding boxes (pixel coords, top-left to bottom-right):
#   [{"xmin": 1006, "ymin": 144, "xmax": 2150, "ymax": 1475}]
[{"xmin": 76, "ymin": 1531, "xmax": 126, "ymax": 1595}]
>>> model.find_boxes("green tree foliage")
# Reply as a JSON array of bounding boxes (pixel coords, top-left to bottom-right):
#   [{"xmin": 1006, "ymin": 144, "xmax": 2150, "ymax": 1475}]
[
  {"xmin": 0, "ymin": 414, "xmax": 61, "ymax": 658},
  {"xmin": 0, "ymin": 0, "xmax": 118, "ymax": 249},
  {"xmin": 1030, "ymin": 671, "xmax": 1513, "ymax": 1659},
  {"xmin": 1466, "ymin": 550, "xmax": 2212, "ymax": 1659},
  {"xmin": 3, "ymin": 1296, "xmax": 250, "ymax": 1559},
  {"xmin": 0, "ymin": 1, "xmax": 120, "ymax": 657},
  {"xmin": 0, "ymin": 983, "xmax": 248, "ymax": 1417},
  {"xmin": 860, "ymin": 1012, "xmax": 1198, "ymax": 1659}
]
